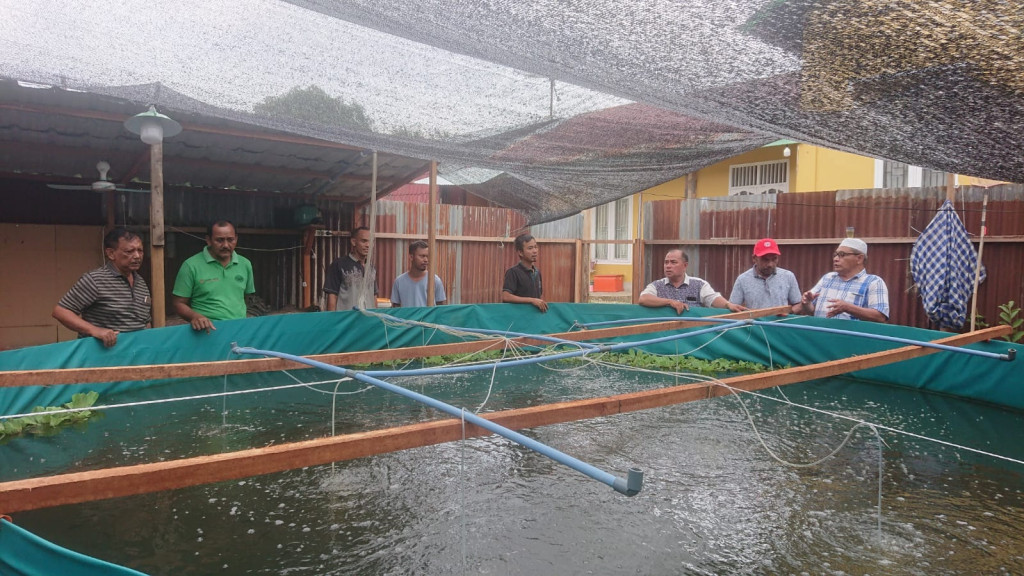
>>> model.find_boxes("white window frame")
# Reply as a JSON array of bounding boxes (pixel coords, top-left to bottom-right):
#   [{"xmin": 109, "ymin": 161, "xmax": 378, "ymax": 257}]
[
  {"xmin": 728, "ymin": 160, "xmax": 789, "ymax": 196},
  {"xmin": 875, "ymin": 159, "xmax": 955, "ymax": 189},
  {"xmin": 590, "ymin": 197, "xmax": 632, "ymax": 264}
]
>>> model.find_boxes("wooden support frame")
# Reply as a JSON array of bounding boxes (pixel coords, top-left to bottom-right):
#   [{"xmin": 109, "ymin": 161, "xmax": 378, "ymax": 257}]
[
  {"xmin": 149, "ymin": 140, "xmax": 166, "ymax": 328},
  {"xmin": 0, "ymin": 308, "xmax": 791, "ymax": 388},
  {"xmin": 0, "ymin": 325, "xmax": 1009, "ymax": 514}
]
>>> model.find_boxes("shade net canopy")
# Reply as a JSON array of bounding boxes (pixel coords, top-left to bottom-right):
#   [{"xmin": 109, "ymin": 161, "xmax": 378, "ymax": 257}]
[{"xmin": 0, "ymin": 0, "xmax": 1020, "ymax": 223}]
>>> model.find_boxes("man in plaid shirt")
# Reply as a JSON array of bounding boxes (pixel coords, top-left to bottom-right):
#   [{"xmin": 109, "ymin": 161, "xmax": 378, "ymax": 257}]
[{"xmin": 793, "ymin": 238, "xmax": 889, "ymax": 322}]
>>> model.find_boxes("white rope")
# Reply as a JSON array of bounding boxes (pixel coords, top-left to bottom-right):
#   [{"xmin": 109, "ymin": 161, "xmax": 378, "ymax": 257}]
[
  {"xmin": 1, "ymin": 376, "xmax": 374, "ymax": 422},
  {"xmin": 592, "ymin": 358, "xmax": 1024, "ymax": 467}
]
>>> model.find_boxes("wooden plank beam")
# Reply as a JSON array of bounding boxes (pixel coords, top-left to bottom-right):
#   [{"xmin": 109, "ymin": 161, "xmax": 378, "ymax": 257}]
[
  {"xmin": 0, "ymin": 325, "xmax": 1008, "ymax": 514},
  {"xmin": 0, "ymin": 308, "xmax": 790, "ymax": 388}
]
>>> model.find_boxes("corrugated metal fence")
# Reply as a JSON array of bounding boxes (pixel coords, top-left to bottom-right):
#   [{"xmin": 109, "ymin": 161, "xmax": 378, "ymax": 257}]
[
  {"xmin": 644, "ymin": 185, "xmax": 1024, "ymax": 328},
  {"xmin": 312, "ymin": 200, "xmax": 584, "ymax": 307}
]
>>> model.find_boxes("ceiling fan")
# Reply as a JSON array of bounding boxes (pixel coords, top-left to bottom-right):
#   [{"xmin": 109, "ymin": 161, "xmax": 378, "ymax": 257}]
[{"xmin": 46, "ymin": 161, "xmax": 148, "ymax": 193}]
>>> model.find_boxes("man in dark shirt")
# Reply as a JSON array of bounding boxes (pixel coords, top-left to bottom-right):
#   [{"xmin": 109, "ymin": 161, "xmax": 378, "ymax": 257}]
[
  {"xmin": 501, "ymin": 232, "xmax": 547, "ymax": 312},
  {"xmin": 52, "ymin": 228, "xmax": 151, "ymax": 347},
  {"xmin": 323, "ymin": 226, "xmax": 377, "ymax": 311}
]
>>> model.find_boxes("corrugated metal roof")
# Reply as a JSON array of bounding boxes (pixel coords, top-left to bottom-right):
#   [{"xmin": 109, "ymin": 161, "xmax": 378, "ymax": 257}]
[{"xmin": 0, "ymin": 79, "xmax": 430, "ymax": 202}]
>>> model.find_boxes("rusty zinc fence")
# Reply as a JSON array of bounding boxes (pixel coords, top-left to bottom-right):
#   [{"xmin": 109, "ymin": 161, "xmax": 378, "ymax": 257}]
[
  {"xmin": 311, "ymin": 200, "xmax": 585, "ymax": 307},
  {"xmin": 643, "ymin": 185, "xmax": 1024, "ymax": 329}
]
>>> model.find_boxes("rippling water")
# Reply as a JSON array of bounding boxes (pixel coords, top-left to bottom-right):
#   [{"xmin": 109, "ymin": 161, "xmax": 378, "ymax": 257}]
[{"xmin": 6, "ymin": 363, "xmax": 1024, "ymax": 575}]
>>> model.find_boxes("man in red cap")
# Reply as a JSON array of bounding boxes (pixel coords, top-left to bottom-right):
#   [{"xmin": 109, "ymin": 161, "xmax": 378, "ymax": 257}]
[{"xmin": 729, "ymin": 238, "xmax": 802, "ymax": 310}]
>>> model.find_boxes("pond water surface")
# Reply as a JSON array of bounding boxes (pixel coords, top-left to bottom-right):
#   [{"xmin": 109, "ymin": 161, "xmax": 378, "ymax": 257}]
[{"xmin": 5, "ymin": 362, "xmax": 1024, "ymax": 575}]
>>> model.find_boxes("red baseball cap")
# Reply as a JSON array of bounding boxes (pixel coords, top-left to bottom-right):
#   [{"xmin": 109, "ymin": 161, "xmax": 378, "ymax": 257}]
[{"xmin": 753, "ymin": 238, "xmax": 781, "ymax": 257}]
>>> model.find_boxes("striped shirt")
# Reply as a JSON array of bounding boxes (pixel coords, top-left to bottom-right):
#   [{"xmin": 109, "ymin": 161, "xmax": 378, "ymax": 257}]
[
  {"xmin": 57, "ymin": 262, "xmax": 151, "ymax": 334},
  {"xmin": 808, "ymin": 269, "xmax": 889, "ymax": 321}
]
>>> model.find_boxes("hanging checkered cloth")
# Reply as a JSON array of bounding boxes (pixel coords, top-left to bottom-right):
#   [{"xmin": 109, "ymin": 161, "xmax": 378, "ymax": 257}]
[{"xmin": 910, "ymin": 200, "xmax": 986, "ymax": 329}]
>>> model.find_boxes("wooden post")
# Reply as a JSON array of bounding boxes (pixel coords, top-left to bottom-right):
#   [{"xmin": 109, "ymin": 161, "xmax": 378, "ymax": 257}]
[
  {"xmin": 574, "ymin": 239, "xmax": 583, "ymax": 303},
  {"xmin": 969, "ymin": 194, "xmax": 989, "ymax": 331},
  {"xmin": 427, "ymin": 161, "xmax": 438, "ymax": 306},
  {"xmin": 946, "ymin": 172, "xmax": 956, "ymax": 202},
  {"xmin": 632, "ymin": 192, "xmax": 644, "ymax": 303},
  {"xmin": 150, "ymin": 140, "xmax": 165, "ymax": 328},
  {"xmin": 301, "ymin": 226, "xmax": 316, "ymax": 309}
]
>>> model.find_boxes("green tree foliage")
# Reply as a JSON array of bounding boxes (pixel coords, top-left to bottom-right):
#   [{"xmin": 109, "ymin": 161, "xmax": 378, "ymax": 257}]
[
  {"xmin": 255, "ymin": 85, "xmax": 373, "ymax": 131},
  {"xmin": 997, "ymin": 300, "xmax": 1024, "ymax": 343}
]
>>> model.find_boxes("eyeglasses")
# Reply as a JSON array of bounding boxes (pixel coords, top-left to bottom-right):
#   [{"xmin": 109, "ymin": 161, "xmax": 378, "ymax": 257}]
[{"xmin": 833, "ymin": 251, "xmax": 861, "ymax": 258}]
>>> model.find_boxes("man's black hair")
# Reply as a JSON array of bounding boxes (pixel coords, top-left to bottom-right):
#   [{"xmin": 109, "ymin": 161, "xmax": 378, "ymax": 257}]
[
  {"xmin": 103, "ymin": 228, "xmax": 141, "ymax": 250},
  {"xmin": 409, "ymin": 240, "xmax": 428, "ymax": 255},
  {"xmin": 514, "ymin": 233, "xmax": 535, "ymax": 253}
]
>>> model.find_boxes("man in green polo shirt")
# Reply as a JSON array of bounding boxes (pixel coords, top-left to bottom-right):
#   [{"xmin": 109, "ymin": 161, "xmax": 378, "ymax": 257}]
[{"xmin": 172, "ymin": 220, "xmax": 255, "ymax": 332}]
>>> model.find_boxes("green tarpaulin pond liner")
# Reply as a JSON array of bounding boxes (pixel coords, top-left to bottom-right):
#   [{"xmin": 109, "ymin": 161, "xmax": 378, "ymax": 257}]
[{"xmin": 1, "ymin": 304, "xmax": 1022, "ymax": 574}]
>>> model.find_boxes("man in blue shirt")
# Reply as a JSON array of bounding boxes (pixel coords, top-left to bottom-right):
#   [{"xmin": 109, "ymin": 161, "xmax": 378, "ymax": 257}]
[
  {"xmin": 729, "ymin": 238, "xmax": 801, "ymax": 310},
  {"xmin": 391, "ymin": 241, "xmax": 446, "ymax": 307}
]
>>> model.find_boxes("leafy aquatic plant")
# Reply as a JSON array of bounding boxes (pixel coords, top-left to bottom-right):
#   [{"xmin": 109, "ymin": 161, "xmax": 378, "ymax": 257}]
[
  {"xmin": 0, "ymin": 391, "xmax": 101, "ymax": 442},
  {"xmin": 585, "ymin": 349, "xmax": 770, "ymax": 376}
]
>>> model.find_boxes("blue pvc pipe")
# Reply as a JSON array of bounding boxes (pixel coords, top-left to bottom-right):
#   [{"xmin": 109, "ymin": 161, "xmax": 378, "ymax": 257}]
[
  {"xmin": 232, "ymin": 345, "xmax": 644, "ymax": 496},
  {"xmin": 750, "ymin": 320, "xmax": 1015, "ymax": 362},
  {"xmin": 579, "ymin": 315, "xmax": 1015, "ymax": 361}
]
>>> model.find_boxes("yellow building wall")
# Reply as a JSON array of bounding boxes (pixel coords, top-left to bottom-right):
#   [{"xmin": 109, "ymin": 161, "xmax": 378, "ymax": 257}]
[
  {"xmin": 694, "ymin": 146, "xmax": 795, "ymax": 197},
  {"xmin": 791, "ymin": 146, "xmax": 875, "ymax": 192},
  {"xmin": 642, "ymin": 176, "xmax": 689, "ymax": 202}
]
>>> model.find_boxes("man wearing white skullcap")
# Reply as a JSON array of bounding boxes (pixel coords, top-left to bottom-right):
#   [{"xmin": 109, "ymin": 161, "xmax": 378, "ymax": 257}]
[{"xmin": 793, "ymin": 238, "xmax": 889, "ymax": 322}]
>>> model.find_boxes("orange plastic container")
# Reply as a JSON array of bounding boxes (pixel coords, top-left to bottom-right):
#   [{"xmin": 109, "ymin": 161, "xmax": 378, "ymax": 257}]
[{"xmin": 592, "ymin": 275, "xmax": 623, "ymax": 292}]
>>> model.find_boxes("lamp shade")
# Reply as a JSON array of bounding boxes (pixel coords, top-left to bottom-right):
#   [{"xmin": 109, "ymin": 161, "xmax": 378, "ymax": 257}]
[{"xmin": 124, "ymin": 105, "xmax": 182, "ymax": 145}]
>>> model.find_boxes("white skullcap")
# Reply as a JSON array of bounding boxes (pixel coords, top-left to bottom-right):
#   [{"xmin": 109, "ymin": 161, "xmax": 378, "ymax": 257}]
[{"xmin": 839, "ymin": 237, "xmax": 867, "ymax": 255}]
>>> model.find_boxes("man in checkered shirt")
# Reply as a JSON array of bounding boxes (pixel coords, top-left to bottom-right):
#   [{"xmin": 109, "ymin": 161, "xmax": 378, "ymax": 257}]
[{"xmin": 793, "ymin": 238, "xmax": 889, "ymax": 322}]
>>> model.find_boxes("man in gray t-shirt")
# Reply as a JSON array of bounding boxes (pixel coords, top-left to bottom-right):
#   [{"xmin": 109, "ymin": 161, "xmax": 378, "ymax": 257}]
[
  {"xmin": 391, "ymin": 240, "xmax": 446, "ymax": 308},
  {"xmin": 729, "ymin": 238, "xmax": 801, "ymax": 310}
]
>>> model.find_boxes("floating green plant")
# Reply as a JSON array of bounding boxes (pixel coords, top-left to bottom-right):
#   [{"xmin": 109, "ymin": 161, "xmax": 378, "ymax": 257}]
[
  {"xmin": 0, "ymin": 391, "xmax": 102, "ymax": 442},
  {"xmin": 571, "ymin": 349, "xmax": 771, "ymax": 376}
]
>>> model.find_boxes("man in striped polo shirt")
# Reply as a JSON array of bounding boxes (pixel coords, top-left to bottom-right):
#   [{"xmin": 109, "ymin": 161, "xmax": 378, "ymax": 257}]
[
  {"xmin": 794, "ymin": 238, "xmax": 889, "ymax": 322},
  {"xmin": 52, "ymin": 228, "xmax": 151, "ymax": 347},
  {"xmin": 639, "ymin": 248, "xmax": 746, "ymax": 314}
]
